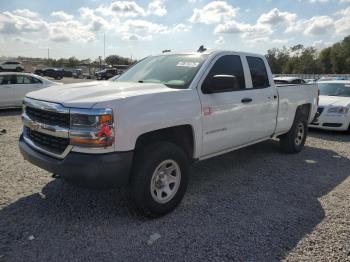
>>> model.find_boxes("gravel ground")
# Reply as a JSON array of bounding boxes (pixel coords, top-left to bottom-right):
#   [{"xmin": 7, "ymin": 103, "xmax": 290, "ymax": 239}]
[{"xmin": 0, "ymin": 109, "xmax": 349, "ymax": 262}]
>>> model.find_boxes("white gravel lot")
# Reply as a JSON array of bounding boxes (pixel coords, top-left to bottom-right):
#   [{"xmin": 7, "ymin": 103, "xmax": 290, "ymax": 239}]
[{"xmin": 0, "ymin": 109, "xmax": 349, "ymax": 262}]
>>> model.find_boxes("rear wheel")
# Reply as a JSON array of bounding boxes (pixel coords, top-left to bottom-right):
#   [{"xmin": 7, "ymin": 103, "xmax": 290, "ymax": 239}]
[
  {"xmin": 129, "ymin": 142, "xmax": 189, "ymax": 217},
  {"xmin": 280, "ymin": 111, "xmax": 308, "ymax": 153}
]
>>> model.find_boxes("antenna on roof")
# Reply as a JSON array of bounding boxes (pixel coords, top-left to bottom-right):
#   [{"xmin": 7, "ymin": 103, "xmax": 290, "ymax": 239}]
[{"xmin": 197, "ymin": 45, "xmax": 206, "ymax": 52}]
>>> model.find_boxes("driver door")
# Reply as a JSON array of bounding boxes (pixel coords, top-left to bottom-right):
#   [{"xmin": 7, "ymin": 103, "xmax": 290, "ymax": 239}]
[{"xmin": 198, "ymin": 54, "xmax": 254, "ymax": 157}]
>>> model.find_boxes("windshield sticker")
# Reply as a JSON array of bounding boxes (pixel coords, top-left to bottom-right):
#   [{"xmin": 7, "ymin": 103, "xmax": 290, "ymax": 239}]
[{"xmin": 176, "ymin": 62, "xmax": 200, "ymax": 68}]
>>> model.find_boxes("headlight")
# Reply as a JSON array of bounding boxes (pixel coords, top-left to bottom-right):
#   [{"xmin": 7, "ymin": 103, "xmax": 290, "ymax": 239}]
[
  {"xmin": 69, "ymin": 108, "xmax": 115, "ymax": 148},
  {"xmin": 327, "ymin": 107, "xmax": 349, "ymax": 114}
]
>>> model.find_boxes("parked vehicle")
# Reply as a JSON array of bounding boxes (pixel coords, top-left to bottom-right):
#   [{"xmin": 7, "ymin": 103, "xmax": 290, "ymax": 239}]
[
  {"xmin": 34, "ymin": 68, "xmax": 64, "ymax": 80},
  {"xmin": 95, "ymin": 68, "xmax": 119, "ymax": 80},
  {"xmin": 73, "ymin": 69, "xmax": 83, "ymax": 79},
  {"xmin": 0, "ymin": 72, "xmax": 59, "ymax": 108},
  {"xmin": 305, "ymin": 78, "xmax": 318, "ymax": 83},
  {"xmin": 274, "ymin": 77, "xmax": 306, "ymax": 85},
  {"xmin": 310, "ymin": 80, "xmax": 350, "ymax": 131},
  {"xmin": 19, "ymin": 50, "xmax": 318, "ymax": 217},
  {"xmin": 0, "ymin": 61, "xmax": 24, "ymax": 72}
]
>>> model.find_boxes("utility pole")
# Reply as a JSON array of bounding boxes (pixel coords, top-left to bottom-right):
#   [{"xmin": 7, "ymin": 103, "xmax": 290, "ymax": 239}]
[
  {"xmin": 103, "ymin": 33, "xmax": 106, "ymax": 65},
  {"xmin": 48, "ymin": 48, "xmax": 50, "ymax": 60}
]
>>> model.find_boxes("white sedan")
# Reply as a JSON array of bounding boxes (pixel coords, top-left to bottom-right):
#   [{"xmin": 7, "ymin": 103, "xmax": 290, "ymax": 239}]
[
  {"xmin": 0, "ymin": 72, "xmax": 59, "ymax": 108},
  {"xmin": 310, "ymin": 80, "xmax": 350, "ymax": 132}
]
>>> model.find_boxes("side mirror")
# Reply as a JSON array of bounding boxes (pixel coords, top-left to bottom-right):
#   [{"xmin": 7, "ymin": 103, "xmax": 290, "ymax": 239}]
[{"xmin": 203, "ymin": 74, "xmax": 238, "ymax": 94}]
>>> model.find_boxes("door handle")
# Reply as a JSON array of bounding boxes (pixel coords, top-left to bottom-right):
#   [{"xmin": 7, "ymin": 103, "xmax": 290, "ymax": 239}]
[{"xmin": 241, "ymin": 98, "xmax": 252, "ymax": 103}]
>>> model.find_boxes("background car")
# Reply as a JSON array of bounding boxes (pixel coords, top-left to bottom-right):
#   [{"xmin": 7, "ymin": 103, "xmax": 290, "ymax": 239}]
[
  {"xmin": 34, "ymin": 68, "xmax": 65, "ymax": 80},
  {"xmin": 0, "ymin": 72, "xmax": 60, "ymax": 108},
  {"xmin": 273, "ymin": 77, "xmax": 307, "ymax": 84},
  {"xmin": 310, "ymin": 80, "xmax": 350, "ymax": 132},
  {"xmin": 0, "ymin": 61, "xmax": 24, "ymax": 72},
  {"xmin": 95, "ymin": 68, "xmax": 119, "ymax": 80}
]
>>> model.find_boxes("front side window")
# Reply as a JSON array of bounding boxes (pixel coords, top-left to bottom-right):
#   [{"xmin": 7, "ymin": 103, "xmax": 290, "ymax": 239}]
[
  {"xmin": 116, "ymin": 54, "xmax": 208, "ymax": 89},
  {"xmin": 31, "ymin": 77, "xmax": 42, "ymax": 84},
  {"xmin": 318, "ymin": 83, "xmax": 350, "ymax": 97},
  {"xmin": 202, "ymin": 55, "xmax": 246, "ymax": 93},
  {"xmin": 247, "ymin": 56, "xmax": 270, "ymax": 89}
]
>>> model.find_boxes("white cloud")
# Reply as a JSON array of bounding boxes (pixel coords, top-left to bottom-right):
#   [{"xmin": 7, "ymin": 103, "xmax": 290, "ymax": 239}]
[
  {"xmin": 51, "ymin": 11, "xmax": 74, "ymax": 21},
  {"xmin": 121, "ymin": 33, "xmax": 152, "ymax": 41},
  {"xmin": 172, "ymin": 23, "xmax": 192, "ymax": 32},
  {"xmin": 214, "ymin": 36, "xmax": 225, "ymax": 44},
  {"xmin": 12, "ymin": 9, "xmax": 39, "ymax": 18},
  {"xmin": 287, "ymin": 16, "xmax": 334, "ymax": 36},
  {"xmin": 335, "ymin": 16, "xmax": 350, "ymax": 36},
  {"xmin": 79, "ymin": 7, "xmax": 112, "ymax": 32},
  {"xmin": 147, "ymin": 1, "xmax": 167, "ymax": 16},
  {"xmin": 96, "ymin": 1, "xmax": 168, "ymax": 17},
  {"xmin": 214, "ymin": 20, "xmax": 273, "ymax": 39},
  {"xmin": 0, "ymin": 10, "xmax": 47, "ymax": 34},
  {"xmin": 257, "ymin": 8, "xmax": 297, "ymax": 26},
  {"xmin": 189, "ymin": 1, "xmax": 239, "ymax": 24},
  {"xmin": 312, "ymin": 40, "xmax": 333, "ymax": 49}
]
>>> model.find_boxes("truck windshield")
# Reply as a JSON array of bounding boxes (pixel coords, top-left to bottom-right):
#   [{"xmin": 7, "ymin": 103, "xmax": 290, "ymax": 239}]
[
  {"xmin": 318, "ymin": 83, "xmax": 350, "ymax": 97},
  {"xmin": 114, "ymin": 54, "xmax": 208, "ymax": 89}
]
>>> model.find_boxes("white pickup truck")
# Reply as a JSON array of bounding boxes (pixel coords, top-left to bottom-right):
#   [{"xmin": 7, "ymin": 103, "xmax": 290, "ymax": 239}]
[{"xmin": 19, "ymin": 50, "xmax": 319, "ymax": 217}]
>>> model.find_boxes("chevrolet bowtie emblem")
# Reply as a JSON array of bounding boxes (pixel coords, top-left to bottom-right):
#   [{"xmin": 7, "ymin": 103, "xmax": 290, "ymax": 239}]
[{"xmin": 28, "ymin": 121, "xmax": 40, "ymax": 131}]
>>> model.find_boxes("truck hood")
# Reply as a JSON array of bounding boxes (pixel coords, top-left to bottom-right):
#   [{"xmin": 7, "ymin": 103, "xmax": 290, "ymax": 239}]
[
  {"xmin": 319, "ymin": 95, "xmax": 350, "ymax": 108},
  {"xmin": 26, "ymin": 81, "xmax": 179, "ymax": 108}
]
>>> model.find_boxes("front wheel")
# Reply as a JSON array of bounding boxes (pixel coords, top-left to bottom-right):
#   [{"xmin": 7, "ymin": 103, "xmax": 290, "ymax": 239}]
[
  {"xmin": 280, "ymin": 114, "xmax": 308, "ymax": 154},
  {"xmin": 129, "ymin": 142, "xmax": 189, "ymax": 217}
]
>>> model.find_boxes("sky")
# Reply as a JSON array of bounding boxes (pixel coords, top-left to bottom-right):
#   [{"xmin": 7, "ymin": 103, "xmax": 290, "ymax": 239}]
[{"xmin": 0, "ymin": 0, "xmax": 349, "ymax": 60}]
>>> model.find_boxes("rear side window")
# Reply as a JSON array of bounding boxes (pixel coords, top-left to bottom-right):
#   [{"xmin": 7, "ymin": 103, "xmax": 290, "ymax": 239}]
[
  {"xmin": 247, "ymin": 56, "xmax": 270, "ymax": 89},
  {"xmin": 203, "ymin": 55, "xmax": 246, "ymax": 92},
  {"xmin": 0, "ymin": 75, "xmax": 16, "ymax": 84}
]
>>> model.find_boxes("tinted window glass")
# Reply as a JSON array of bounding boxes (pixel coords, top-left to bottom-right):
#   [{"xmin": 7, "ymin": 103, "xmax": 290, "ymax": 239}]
[
  {"xmin": 0, "ymin": 75, "xmax": 16, "ymax": 84},
  {"xmin": 318, "ymin": 83, "xmax": 350, "ymax": 97},
  {"xmin": 16, "ymin": 75, "xmax": 31, "ymax": 84},
  {"xmin": 31, "ymin": 77, "xmax": 42, "ymax": 84},
  {"xmin": 203, "ymin": 55, "xmax": 245, "ymax": 92},
  {"xmin": 247, "ymin": 56, "xmax": 270, "ymax": 88}
]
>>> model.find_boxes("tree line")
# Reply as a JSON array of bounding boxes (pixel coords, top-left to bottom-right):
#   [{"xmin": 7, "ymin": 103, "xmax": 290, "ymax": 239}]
[
  {"xmin": 19, "ymin": 55, "xmax": 135, "ymax": 69},
  {"xmin": 265, "ymin": 35, "xmax": 350, "ymax": 74}
]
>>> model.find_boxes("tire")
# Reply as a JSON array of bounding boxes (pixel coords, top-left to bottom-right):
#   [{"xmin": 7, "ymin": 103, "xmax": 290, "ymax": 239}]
[
  {"xmin": 129, "ymin": 141, "xmax": 189, "ymax": 217},
  {"xmin": 346, "ymin": 123, "xmax": 350, "ymax": 135},
  {"xmin": 280, "ymin": 110, "xmax": 308, "ymax": 153}
]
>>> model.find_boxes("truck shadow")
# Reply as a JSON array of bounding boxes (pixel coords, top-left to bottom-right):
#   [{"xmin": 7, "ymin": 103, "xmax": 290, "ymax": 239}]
[
  {"xmin": 0, "ymin": 140, "xmax": 349, "ymax": 261},
  {"xmin": 0, "ymin": 108, "xmax": 22, "ymax": 117},
  {"xmin": 308, "ymin": 128, "xmax": 350, "ymax": 142}
]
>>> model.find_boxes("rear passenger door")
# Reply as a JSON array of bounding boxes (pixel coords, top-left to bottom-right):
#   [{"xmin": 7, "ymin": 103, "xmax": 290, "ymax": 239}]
[
  {"xmin": 198, "ymin": 54, "xmax": 254, "ymax": 157},
  {"xmin": 0, "ymin": 75, "xmax": 16, "ymax": 107},
  {"xmin": 244, "ymin": 56, "xmax": 278, "ymax": 141}
]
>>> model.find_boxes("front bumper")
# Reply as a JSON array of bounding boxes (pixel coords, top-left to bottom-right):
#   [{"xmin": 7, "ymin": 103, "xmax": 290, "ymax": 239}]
[
  {"xmin": 19, "ymin": 135, "xmax": 133, "ymax": 189},
  {"xmin": 310, "ymin": 113, "xmax": 350, "ymax": 131}
]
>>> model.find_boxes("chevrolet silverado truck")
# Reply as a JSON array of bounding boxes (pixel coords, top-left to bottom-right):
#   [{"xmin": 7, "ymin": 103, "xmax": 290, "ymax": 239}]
[{"xmin": 19, "ymin": 50, "xmax": 319, "ymax": 217}]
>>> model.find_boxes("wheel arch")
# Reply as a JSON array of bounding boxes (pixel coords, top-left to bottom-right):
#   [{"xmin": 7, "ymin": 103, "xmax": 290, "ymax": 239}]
[{"xmin": 134, "ymin": 125, "xmax": 196, "ymax": 161}]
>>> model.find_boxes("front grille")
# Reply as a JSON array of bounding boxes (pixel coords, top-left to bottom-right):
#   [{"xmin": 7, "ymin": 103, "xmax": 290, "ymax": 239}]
[
  {"xmin": 26, "ymin": 106, "xmax": 70, "ymax": 128},
  {"xmin": 317, "ymin": 107, "xmax": 324, "ymax": 115},
  {"xmin": 26, "ymin": 128, "xmax": 69, "ymax": 154}
]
